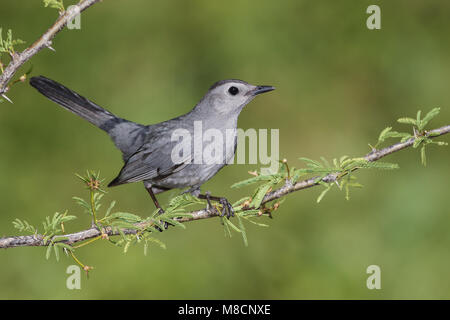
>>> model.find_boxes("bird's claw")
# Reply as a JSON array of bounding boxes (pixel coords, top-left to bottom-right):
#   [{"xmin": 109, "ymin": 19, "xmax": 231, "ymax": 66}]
[
  {"xmin": 155, "ymin": 208, "xmax": 169, "ymax": 232},
  {"xmin": 218, "ymin": 197, "xmax": 235, "ymax": 219},
  {"xmin": 199, "ymin": 193, "xmax": 234, "ymax": 219}
]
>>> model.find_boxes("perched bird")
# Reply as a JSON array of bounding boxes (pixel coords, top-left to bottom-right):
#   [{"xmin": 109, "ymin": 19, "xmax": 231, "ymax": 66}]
[{"xmin": 30, "ymin": 76, "xmax": 274, "ymax": 222}]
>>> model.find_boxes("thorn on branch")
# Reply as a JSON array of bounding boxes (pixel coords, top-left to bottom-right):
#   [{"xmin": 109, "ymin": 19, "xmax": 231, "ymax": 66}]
[
  {"xmin": 46, "ymin": 42, "xmax": 56, "ymax": 52},
  {"xmin": 283, "ymin": 159, "xmax": 291, "ymax": 180},
  {"xmin": 248, "ymin": 170, "xmax": 258, "ymax": 177},
  {"xmin": 83, "ymin": 265, "xmax": 93, "ymax": 277},
  {"xmin": 1, "ymin": 94, "xmax": 12, "ymax": 104}
]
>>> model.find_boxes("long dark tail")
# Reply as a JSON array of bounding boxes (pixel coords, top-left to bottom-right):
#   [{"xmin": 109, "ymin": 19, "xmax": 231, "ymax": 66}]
[{"xmin": 30, "ymin": 76, "xmax": 120, "ymax": 131}]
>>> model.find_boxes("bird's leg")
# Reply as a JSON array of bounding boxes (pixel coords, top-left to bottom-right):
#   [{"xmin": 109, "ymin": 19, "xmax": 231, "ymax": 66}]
[
  {"xmin": 197, "ymin": 192, "xmax": 235, "ymax": 219},
  {"xmin": 198, "ymin": 191, "xmax": 215, "ymax": 213},
  {"xmin": 145, "ymin": 185, "xmax": 168, "ymax": 230}
]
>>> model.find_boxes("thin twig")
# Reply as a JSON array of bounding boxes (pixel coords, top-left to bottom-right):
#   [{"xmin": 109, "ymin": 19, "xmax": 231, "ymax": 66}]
[
  {"xmin": 0, "ymin": 124, "xmax": 448, "ymax": 249},
  {"xmin": 0, "ymin": 0, "xmax": 102, "ymax": 96}
]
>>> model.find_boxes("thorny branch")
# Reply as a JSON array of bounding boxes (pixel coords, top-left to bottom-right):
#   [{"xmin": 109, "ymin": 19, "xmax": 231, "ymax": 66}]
[
  {"xmin": 1, "ymin": 124, "xmax": 449, "ymax": 249},
  {"xmin": 0, "ymin": 0, "xmax": 102, "ymax": 99}
]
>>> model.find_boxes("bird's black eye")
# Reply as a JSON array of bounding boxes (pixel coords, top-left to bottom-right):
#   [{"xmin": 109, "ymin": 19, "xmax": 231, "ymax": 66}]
[{"xmin": 228, "ymin": 86, "xmax": 239, "ymax": 96}]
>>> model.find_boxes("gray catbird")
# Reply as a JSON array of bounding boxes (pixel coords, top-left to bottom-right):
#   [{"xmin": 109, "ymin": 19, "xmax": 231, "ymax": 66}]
[{"xmin": 30, "ymin": 76, "xmax": 274, "ymax": 221}]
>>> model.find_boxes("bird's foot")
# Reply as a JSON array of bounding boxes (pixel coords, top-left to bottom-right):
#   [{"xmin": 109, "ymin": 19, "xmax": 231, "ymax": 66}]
[
  {"xmin": 145, "ymin": 185, "xmax": 169, "ymax": 231},
  {"xmin": 217, "ymin": 197, "xmax": 235, "ymax": 219},
  {"xmin": 198, "ymin": 192, "xmax": 235, "ymax": 219},
  {"xmin": 155, "ymin": 208, "xmax": 169, "ymax": 232}
]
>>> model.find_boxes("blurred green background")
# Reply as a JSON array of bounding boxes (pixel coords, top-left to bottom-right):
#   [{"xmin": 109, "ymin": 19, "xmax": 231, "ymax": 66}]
[{"xmin": 0, "ymin": 0, "xmax": 449, "ymax": 299}]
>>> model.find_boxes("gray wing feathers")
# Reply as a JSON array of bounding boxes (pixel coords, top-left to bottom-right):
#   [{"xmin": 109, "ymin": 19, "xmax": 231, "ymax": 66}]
[{"xmin": 108, "ymin": 137, "xmax": 191, "ymax": 186}]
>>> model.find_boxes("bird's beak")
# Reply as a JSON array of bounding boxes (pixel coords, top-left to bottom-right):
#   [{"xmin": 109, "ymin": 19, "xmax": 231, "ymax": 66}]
[{"xmin": 252, "ymin": 85, "xmax": 275, "ymax": 96}]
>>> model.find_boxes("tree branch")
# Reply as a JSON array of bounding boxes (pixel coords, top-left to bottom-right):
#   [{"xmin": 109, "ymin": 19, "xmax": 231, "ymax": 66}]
[
  {"xmin": 0, "ymin": 0, "xmax": 102, "ymax": 97},
  {"xmin": 1, "ymin": 124, "xmax": 448, "ymax": 249}
]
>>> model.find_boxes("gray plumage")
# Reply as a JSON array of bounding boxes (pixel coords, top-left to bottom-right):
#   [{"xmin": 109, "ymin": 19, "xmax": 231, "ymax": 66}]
[{"xmin": 30, "ymin": 76, "xmax": 274, "ymax": 205}]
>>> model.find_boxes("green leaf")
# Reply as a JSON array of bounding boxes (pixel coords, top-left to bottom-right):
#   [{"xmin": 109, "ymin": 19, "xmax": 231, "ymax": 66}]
[
  {"xmin": 320, "ymin": 156, "xmax": 331, "ymax": 168},
  {"xmin": 401, "ymin": 135, "xmax": 413, "ymax": 142},
  {"xmin": 55, "ymin": 242, "xmax": 74, "ymax": 252},
  {"xmin": 167, "ymin": 193, "xmax": 203, "ymax": 210},
  {"xmin": 376, "ymin": 127, "xmax": 412, "ymax": 146},
  {"xmin": 224, "ymin": 219, "xmax": 242, "ymax": 233},
  {"xmin": 51, "ymin": 212, "xmax": 61, "ymax": 230},
  {"xmin": 53, "ymin": 244, "xmax": 60, "ymax": 261},
  {"xmin": 430, "ymin": 141, "xmax": 448, "ymax": 146},
  {"xmin": 377, "ymin": 127, "xmax": 392, "ymax": 144},
  {"xmin": 397, "ymin": 117, "xmax": 417, "ymax": 125},
  {"xmin": 110, "ymin": 220, "xmax": 140, "ymax": 230},
  {"xmin": 143, "ymin": 237, "xmax": 166, "ymax": 255},
  {"xmin": 123, "ymin": 240, "xmax": 132, "ymax": 253},
  {"xmin": 341, "ymin": 176, "xmax": 362, "ymax": 201},
  {"xmin": 242, "ymin": 216, "xmax": 269, "ymax": 228},
  {"xmin": 108, "ymin": 212, "xmax": 143, "ymax": 223},
  {"xmin": 290, "ymin": 168, "xmax": 307, "ymax": 183},
  {"xmin": 236, "ymin": 213, "xmax": 248, "ymax": 247},
  {"xmin": 428, "ymin": 131, "xmax": 442, "ymax": 137},
  {"xmin": 0, "ymin": 28, "xmax": 25, "ymax": 54},
  {"xmin": 159, "ymin": 216, "xmax": 186, "ymax": 229},
  {"xmin": 298, "ymin": 167, "xmax": 337, "ymax": 174},
  {"xmin": 356, "ymin": 161, "xmax": 399, "ymax": 170},
  {"xmin": 299, "ymin": 157, "xmax": 322, "ymax": 168},
  {"xmin": 420, "ymin": 145, "xmax": 426, "ymax": 166},
  {"xmin": 72, "ymin": 196, "xmax": 91, "ymax": 212},
  {"xmin": 416, "ymin": 110, "xmax": 422, "ymax": 128},
  {"xmin": 12, "ymin": 218, "xmax": 37, "ymax": 234},
  {"xmin": 420, "ymin": 107, "xmax": 440, "ymax": 130},
  {"xmin": 104, "ymin": 201, "xmax": 116, "ymax": 218},
  {"xmin": 43, "ymin": 0, "xmax": 64, "ymax": 11},
  {"xmin": 45, "ymin": 243, "xmax": 53, "ymax": 260},
  {"xmin": 340, "ymin": 155, "xmax": 349, "ymax": 163},
  {"xmin": 239, "ymin": 209, "xmax": 262, "ymax": 217},
  {"xmin": 222, "ymin": 217, "xmax": 232, "ymax": 238},
  {"xmin": 340, "ymin": 158, "xmax": 359, "ymax": 169},
  {"xmin": 232, "ymin": 197, "xmax": 251, "ymax": 207},
  {"xmin": 61, "ymin": 214, "xmax": 77, "ymax": 223},
  {"xmin": 251, "ymin": 184, "xmax": 272, "ymax": 208},
  {"xmin": 231, "ymin": 174, "xmax": 275, "ymax": 188},
  {"xmin": 317, "ymin": 184, "xmax": 332, "ymax": 203},
  {"xmin": 413, "ymin": 136, "xmax": 425, "ymax": 148}
]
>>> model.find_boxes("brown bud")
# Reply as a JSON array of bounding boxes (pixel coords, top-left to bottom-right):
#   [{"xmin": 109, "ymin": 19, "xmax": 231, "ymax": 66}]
[
  {"xmin": 83, "ymin": 265, "xmax": 93, "ymax": 274},
  {"xmin": 87, "ymin": 177, "xmax": 100, "ymax": 190}
]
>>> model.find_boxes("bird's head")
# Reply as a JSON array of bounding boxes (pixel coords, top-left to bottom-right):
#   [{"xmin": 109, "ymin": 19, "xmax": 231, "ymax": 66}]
[{"xmin": 195, "ymin": 79, "xmax": 275, "ymax": 116}]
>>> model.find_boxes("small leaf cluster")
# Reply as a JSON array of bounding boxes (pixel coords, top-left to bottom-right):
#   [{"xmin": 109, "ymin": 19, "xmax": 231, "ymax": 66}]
[
  {"xmin": 375, "ymin": 108, "xmax": 447, "ymax": 166},
  {"xmin": 13, "ymin": 211, "xmax": 76, "ymax": 261},
  {"xmin": 231, "ymin": 161, "xmax": 295, "ymax": 207},
  {"xmin": 104, "ymin": 195, "xmax": 197, "ymax": 254},
  {"xmin": 232, "ymin": 154, "xmax": 398, "ymax": 206},
  {"xmin": 0, "ymin": 28, "xmax": 25, "ymax": 59},
  {"xmin": 220, "ymin": 196, "xmax": 274, "ymax": 247},
  {"xmin": 228, "ymin": 162, "xmax": 298, "ymax": 244},
  {"xmin": 43, "ymin": 0, "xmax": 65, "ymax": 12},
  {"xmin": 298, "ymin": 156, "xmax": 398, "ymax": 202},
  {"xmin": 72, "ymin": 172, "xmax": 171, "ymax": 255}
]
